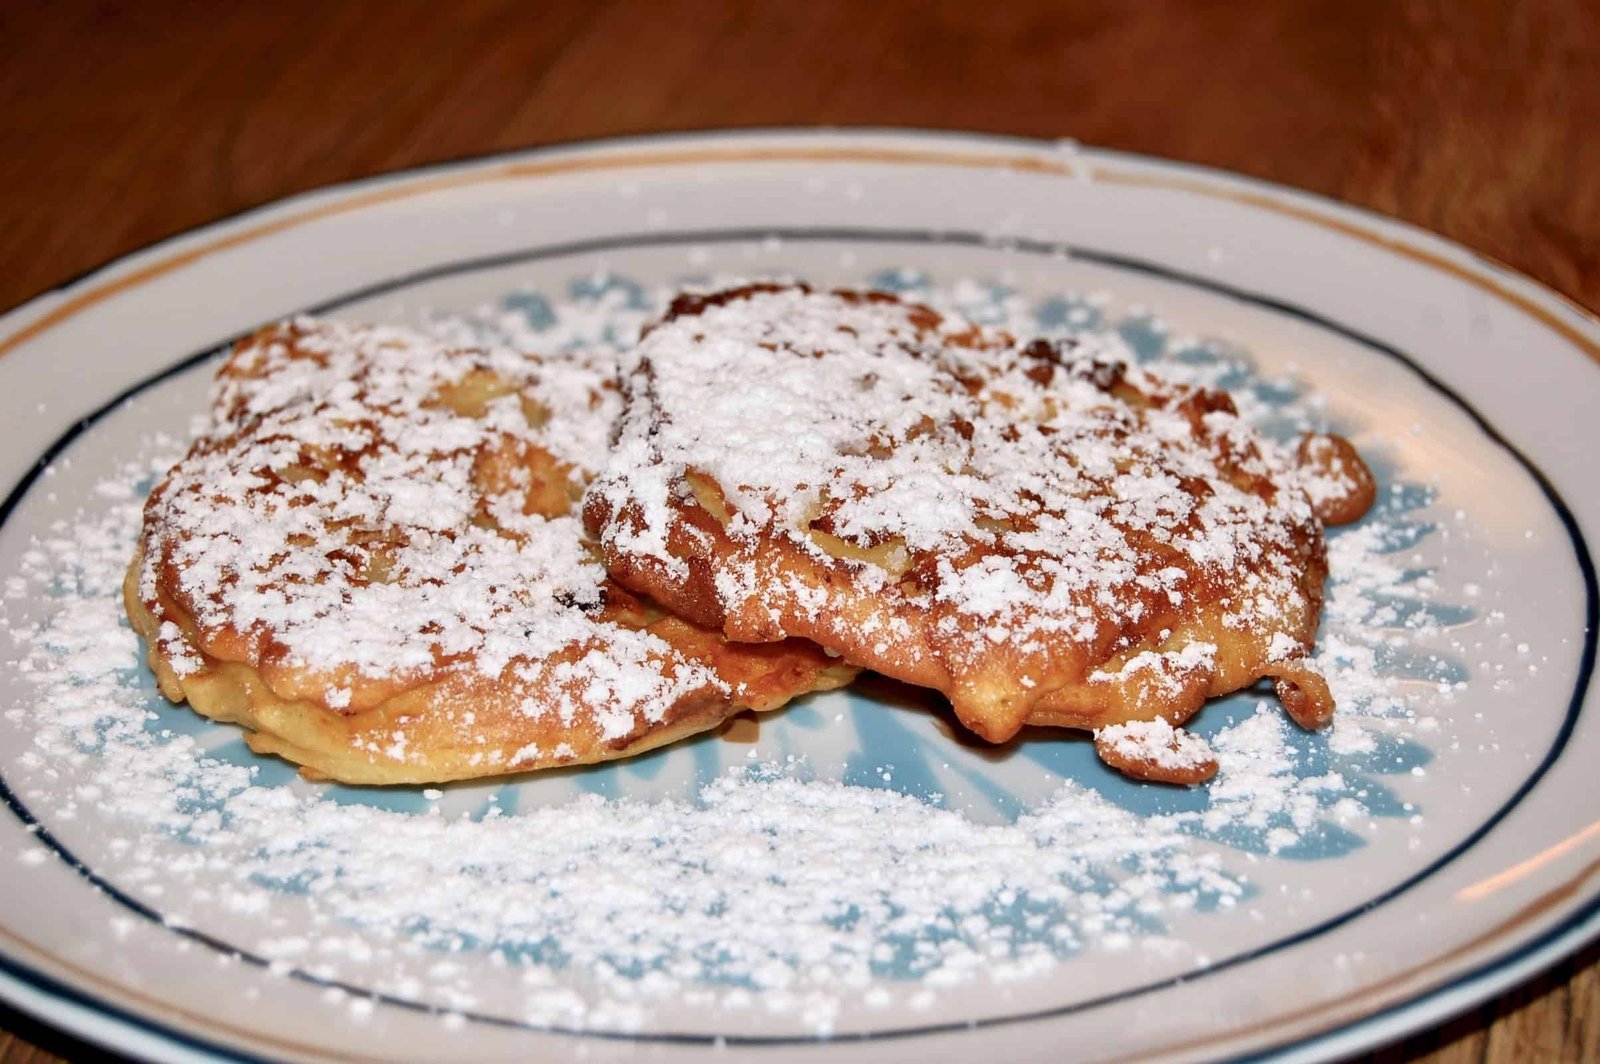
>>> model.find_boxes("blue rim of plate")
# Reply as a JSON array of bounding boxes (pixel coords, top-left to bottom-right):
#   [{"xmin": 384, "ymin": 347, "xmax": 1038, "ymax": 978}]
[{"xmin": 0, "ymin": 132, "xmax": 1594, "ymax": 1063}]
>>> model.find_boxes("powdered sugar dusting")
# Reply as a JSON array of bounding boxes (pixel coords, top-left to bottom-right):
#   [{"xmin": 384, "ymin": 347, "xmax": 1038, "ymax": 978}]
[
  {"xmin": 144, "ymin": 320, "xmax": 622, "ymax": 684},
  {"xmin": 133, "ymin": 319, "xmax": 748, "ymax": 773},
  {"xmin": 0, "ymin": 274, "xmax": 1478, "ymax": 1036},
  {"xmin": 1097, "ymin": 718, "xmax": 1216, "ymax": 774},
  {"xmin": 9, "ymin": 475, "xmax": 1247, "ymax": 1030}
]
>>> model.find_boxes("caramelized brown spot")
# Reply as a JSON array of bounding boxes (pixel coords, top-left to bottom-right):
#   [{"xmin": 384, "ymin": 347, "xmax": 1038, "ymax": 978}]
[
  {"xmin": 659, "ymin": 283, "xmax": 806, "ymax": 329},
  {"xmin": 1171, "ymin": 387, "xmax": 1237, "ymax": 433},
  {"xmin": 1064, "ymin": 356, "xmax": 1125, "ymax": 394}
]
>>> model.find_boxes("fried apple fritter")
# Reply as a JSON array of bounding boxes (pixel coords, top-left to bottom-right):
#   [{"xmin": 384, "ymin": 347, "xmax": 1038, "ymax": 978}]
[
  {"xmin": 585, "ymin": 285, "xmax": 1374, "ymax": 784},
  {"xmin": 129, "ymin": 319, "xmax": 853, "ymax": 785}
]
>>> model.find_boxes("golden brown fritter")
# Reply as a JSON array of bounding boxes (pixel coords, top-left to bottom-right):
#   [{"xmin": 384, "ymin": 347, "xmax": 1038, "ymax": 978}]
[
  {"xmin": 129, "ymin": 319, "xmax": 853, "ymax": 785},
  {"xmin": 585, "ymin": 285, "xmax": 1374, "ymax": 784}
]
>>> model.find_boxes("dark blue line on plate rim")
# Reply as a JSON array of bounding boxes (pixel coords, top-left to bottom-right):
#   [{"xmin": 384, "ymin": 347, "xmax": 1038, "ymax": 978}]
[{"xmin": 0, "ymin": 226, "xmax": 1594, "ymax": 1061}]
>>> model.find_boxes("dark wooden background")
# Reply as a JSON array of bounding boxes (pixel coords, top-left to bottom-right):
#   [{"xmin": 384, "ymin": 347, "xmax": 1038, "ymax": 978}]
[{"xmin": 1, "ymin": 1, "xmax": 1597, "ymax": 1060}]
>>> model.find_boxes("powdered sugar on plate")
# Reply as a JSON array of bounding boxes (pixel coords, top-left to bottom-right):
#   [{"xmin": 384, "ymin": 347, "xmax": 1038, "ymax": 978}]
[{"xmin": 0, "ymin": 273, "xmax": 1477, "ymax": 1036}]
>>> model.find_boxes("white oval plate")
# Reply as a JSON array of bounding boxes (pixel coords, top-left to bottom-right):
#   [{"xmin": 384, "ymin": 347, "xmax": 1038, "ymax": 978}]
[{"xmin": 0, "ymin": 130, "xmax": 1597, "ymax": 1064}]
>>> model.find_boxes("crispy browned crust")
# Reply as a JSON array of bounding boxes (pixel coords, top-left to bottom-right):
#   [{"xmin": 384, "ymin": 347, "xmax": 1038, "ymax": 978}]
[{"xmin": 589, "ymin": 466, "xmax": 1328, "ymax": 742}]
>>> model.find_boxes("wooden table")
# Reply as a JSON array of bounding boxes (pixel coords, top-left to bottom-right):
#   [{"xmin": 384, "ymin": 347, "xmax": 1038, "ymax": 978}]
[{"xmin": 0, "ymin": 2, "xmax": 1595, "ymax": 1060}]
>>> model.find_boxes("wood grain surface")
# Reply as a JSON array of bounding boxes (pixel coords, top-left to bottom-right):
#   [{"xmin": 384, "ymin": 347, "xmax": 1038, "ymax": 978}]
[{"xmin": 1, "ymin": 1, "xmax": 1597, "ymax": 1061}]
